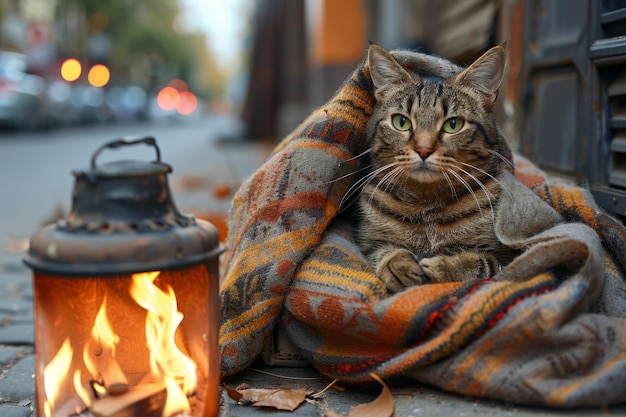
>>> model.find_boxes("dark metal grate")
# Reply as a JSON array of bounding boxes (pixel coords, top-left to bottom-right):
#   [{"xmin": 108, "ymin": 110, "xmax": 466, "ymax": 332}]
[
  {"xmin": 607, "ymin": 69, "xmax": 626, "ymax": 188},
  {"xmin": 587, "ymin": 2, "xmax": 626, "ymax": 217}
]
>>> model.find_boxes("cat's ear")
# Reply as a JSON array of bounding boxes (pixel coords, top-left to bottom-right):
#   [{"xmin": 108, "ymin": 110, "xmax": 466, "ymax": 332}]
[
  {"xmin": 455, "ymin": 44, "xmax": 507, "ymax": 109},
  {"xmin": 368, "ymin": 44, "xmax": 413, "ymax": 98}
]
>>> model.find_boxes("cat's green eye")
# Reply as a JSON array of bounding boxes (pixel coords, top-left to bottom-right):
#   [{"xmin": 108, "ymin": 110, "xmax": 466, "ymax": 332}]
[
  {"xmin": 442, "ymin": 117, "xmax": 464, "ymax": 134},
  {"xmin": 391, "ymin": 114, "xmax": 412, "ymax": 131}
]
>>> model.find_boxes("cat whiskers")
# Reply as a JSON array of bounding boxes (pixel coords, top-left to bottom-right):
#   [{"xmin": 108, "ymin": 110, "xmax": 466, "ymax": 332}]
[
  {"xmin": 441, "ymin": 170, "xmax": 458, "ymax": 201},
  {"xmin": 338, "ymin": 161, "xmax": 398, "ymax": 211},
  {"xmin": 324, "ymin": 164, "xmax": 373, "ymax": 185},
  {"xmin": 456, "ymin": 161, "xmax": 513, "ymax": 200},
  {"xmin": 454, "ymin": 166, "xmax": 495, "ymax": 222},
  {"xmin": 364, "ymin": 164, "xmax": 406, "ymax": 215},
  {"xmin": 444, "ymin": 168, "xmax": 484, "ymax": 216},
  {"xmin": 323, "ymin": 148, "xmax": 373, "ymax": 185},
  {"xmin": 376, "ymin": 164, "xmax": 405, "ymax": 197},
  {"xmin": 488, "ymin": 149, "xmax": 514, "ymax": 170},
  {"xmin": 345, "ymin": 148, "xmax": 372, "ymax": 162}
]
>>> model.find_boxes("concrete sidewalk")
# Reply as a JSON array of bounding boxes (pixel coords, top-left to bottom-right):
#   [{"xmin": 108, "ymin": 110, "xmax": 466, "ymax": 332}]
[{"xmin": 1, "ymin": 124, "xmax": 625, "ymax": 416}]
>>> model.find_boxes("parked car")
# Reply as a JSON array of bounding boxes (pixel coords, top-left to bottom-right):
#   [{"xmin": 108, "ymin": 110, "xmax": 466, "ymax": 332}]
[
  {"xmin": 105, "ymin": 85, "xmax": 147, "ymax": 121},
  {"xmin": 0, "ymin": 51, "xmax": 46, "ymax": 129},
  {"xmin": 67, "ymin": 83, "xmax": 110, "ymax": 125}
]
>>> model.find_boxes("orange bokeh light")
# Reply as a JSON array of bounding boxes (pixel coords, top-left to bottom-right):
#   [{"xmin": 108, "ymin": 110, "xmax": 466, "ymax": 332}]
[
  {"xmin": 176, "ymin": 92, "xmax": 198, "ymax": 115},
  {"xmin": 157, "ymin": 86, "xmax": 179, "ymax": 111},
  {"xmin": 88, "ymin": 64, "xmax": 110, "ymax": 87},
  {"xmin": 60, "ymin": 59, "xmax": 82, "ymax": 82},
  {"xmin": 156, "ymin": 81, "xmax": 198, "ymax": 115}
]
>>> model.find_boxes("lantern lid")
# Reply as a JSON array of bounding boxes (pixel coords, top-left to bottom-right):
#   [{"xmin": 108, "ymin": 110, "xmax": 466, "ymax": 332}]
[
  {"xmin": 23, "ymin": 137, "xmax": 222, "ymax": 276},
  {"xmin": 75, "ymin": 137, "xmax": 172, "ymax": 180},
  {"xmin": 82, "ymin": 159, "xmax": 171, "ymax": 178}
]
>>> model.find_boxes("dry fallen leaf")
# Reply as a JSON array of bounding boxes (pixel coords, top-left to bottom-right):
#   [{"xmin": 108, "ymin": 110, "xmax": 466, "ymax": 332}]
[
  {"xmin": 177, "ymin": 175, "xmax": 211, "ymax": 191},
  {"xmin": 225, "ymin": 386, "xmax": 311, "ymax": 411},
  {"xmin": 2, "ymin": 238, "xmax": 29, "ymax": 253},
  {"xmin": 324, "ymin": 373, "xmax": 394, "ymax": 417},
  {"xmin": 213, "ymin": 183, "xmax": 235, "ymax": 200}
]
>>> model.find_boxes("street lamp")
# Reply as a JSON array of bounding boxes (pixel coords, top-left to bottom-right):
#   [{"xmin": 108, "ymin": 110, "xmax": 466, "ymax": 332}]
[{"xmin": 24, "ymin": 137, "xmax": 221, "ymax": 417}]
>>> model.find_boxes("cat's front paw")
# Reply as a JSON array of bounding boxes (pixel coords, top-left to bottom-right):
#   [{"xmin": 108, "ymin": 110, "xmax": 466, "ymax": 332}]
[
  {"xmin": 377, "ymin": 249, "xmax": 426, "ymax": 293},
  {"xmin": 420, "ymin": 253, "xmax": 491, "ymax": 283},
  {"xmin": 420, "ymin": 255, "xmax": 455, "ymax": 283}
]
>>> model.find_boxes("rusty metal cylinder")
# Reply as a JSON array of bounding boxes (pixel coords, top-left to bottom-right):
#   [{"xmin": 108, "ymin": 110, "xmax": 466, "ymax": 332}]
[{"xmin": 24, "ymin": 137, "xmax": 221, "ymax": 417}]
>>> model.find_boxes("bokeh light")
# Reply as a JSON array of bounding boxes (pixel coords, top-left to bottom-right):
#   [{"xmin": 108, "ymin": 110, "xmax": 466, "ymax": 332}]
[
  {"xmin": 60, "ymin": 59, "xmax": 81, "ymax": 82},
  {"xmin": 87, "ymin": 64, "xmax": 110, "ymax": 87},
  {"xmin": 157, "ymin": 86, "xmax": 179, "ymax": 110},
  {"xmin": 156, "ymin": 81, "xmax": 199, "ymax": 115},
  {"xmin": 177, "ymin": 91, "xmax": 198, "ymax": 115}
]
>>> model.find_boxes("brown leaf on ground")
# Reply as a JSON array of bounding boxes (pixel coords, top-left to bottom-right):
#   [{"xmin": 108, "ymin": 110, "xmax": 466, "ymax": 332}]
[
  {"xmin": 225, "ymin": 386, "xmax": 311, "ymax": 411},
  {"xmin": 177, "ymin": 175, "xmax": 211, "ymax": 191},
  {"xmin": 213, "ymin": 183, "xmax": 235, "ymax": 200},
  {"xmin": 176, "ymin": 175, "xmax": 237, "ymax": 201},
  {"xmin": 2, "ymin": 238, "xmax": 29, "ymax": 253},
  {"xmin": 324, "ymin": 374, "xmax": 394, "ymax": 417}
]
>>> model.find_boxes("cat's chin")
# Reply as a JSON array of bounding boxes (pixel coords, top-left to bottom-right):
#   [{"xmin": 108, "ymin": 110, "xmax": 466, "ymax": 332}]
[{"xmin": 407, "ymin": 170, "xmax": 445, "ymax": 184}]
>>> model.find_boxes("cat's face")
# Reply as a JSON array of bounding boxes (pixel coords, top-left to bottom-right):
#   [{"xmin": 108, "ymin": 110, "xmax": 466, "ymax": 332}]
[{"xmin": 366, "ymin": 45, "xmax": 506, "ymax": 187}]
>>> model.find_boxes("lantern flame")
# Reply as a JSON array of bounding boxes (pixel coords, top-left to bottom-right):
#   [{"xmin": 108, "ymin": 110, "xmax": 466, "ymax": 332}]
[
  {"xmin": 83, "ymin": 296, "xmax": 118, "ymax": 378},
  {"xmin": 93, "ymin": 296, "xmax": 118, "ymax": 350},
  {"xmin": 73, "ymin": 370, "xmax": 92, "ymax": 408},
  {"xmin": 43, "ymin": 271, "xmax": 197, "ymax": 417},
  {"xmin": 130, "ymin": 271, "xmax": 196, "ymax": 414},
  {"xmin": 44, "ymin": 338, "xmax": 73, "ymax": 417}
]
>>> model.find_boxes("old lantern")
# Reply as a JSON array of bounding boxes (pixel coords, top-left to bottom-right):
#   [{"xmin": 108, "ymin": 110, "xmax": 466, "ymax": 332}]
[{"xmin": 23, "ymin": 137, "xmax": 222, "ymax": 417}]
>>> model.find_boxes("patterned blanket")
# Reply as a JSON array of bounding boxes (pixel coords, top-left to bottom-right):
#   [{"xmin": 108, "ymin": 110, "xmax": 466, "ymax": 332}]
[{"xmin": 219, "ymin": 49, "xmax": 626, "ymax": 407}]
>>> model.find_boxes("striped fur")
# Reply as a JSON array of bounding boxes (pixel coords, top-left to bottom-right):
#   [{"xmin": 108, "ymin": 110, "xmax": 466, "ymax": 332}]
[{"xmin": 358, "ymin": 45, "xmax": 515, "ymax": 292}]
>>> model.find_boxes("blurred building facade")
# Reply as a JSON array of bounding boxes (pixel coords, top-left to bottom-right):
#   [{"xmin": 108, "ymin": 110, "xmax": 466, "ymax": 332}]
[
  {"xmin": 0, "ymin": 0, "xmax": 56, "ymax": 69},
  {"xmin": 242, "ymin": 0, "xmax": 499, "ymax": 140}
]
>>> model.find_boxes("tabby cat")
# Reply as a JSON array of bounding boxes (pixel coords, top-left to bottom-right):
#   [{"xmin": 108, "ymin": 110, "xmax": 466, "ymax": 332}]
[{"xmin": 357, "ymin": 44, "xmax": 518, "ymax": 293}]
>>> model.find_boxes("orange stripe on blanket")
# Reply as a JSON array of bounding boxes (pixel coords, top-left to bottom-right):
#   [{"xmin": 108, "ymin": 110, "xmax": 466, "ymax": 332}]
[
  {"xmin": 277, "ymin": 138, "xmax": 360, "ymax": 162},
  {"xmin": 324, "ymin": 87, "xmax": 373, "ymax": 125},
  {"xmin": 515, "ymin": 171, "xmax": 546, "ymax": 190},
  {"xmin": 272, "ymin": 75, "xmax": 373, "ymax": 154},
  {"xmin": 539, "ymin": 186, "xmax": 598, "ymax": 229},
  {"xmin": 440, "ymin": 274, "xmax": 561, "ymax": 393},
  {"xmin": 223, "ymin": 229, "xmax": 326, "ymax": 286},
  {"xmin": 223, "ymin": 200, "xmax": 340, "ymax": 288},
  {"xmin": 377, "ymin": 283, "xmax": 467, "ymax": 338},
  {"xmin": 380, "ymin": 274, "xmax": 557, "ymax": 377},
  {"xmin": 296, "ymin": 259, "xmax": 380, "ymax": 297},
  {"xmin": 556, "ymin": 187, "xmax": 598, "ymax": 228}
]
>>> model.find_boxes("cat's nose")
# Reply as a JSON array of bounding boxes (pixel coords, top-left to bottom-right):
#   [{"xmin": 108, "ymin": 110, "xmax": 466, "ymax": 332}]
[{"xmin": 416, "ymin": 148, "xmax": 434, "ymax": 160}]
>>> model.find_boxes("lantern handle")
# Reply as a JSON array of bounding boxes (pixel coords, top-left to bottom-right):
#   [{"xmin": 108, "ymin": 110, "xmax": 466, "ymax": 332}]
[{"xmin": 90, "ymin": 137, "xmax": 161, "ymax": 170}]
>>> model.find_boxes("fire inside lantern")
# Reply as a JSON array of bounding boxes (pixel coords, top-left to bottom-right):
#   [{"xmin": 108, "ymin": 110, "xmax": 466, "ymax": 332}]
[{"xmin": 24, "ymin": 137, "xmax": 222, "ymax": 417}]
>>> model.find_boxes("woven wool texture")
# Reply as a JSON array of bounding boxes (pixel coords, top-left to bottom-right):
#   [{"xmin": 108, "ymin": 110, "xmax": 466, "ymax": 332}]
[{"xmin": 219, "ymin": 49, "xmax": 626, "ymax": 407}]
